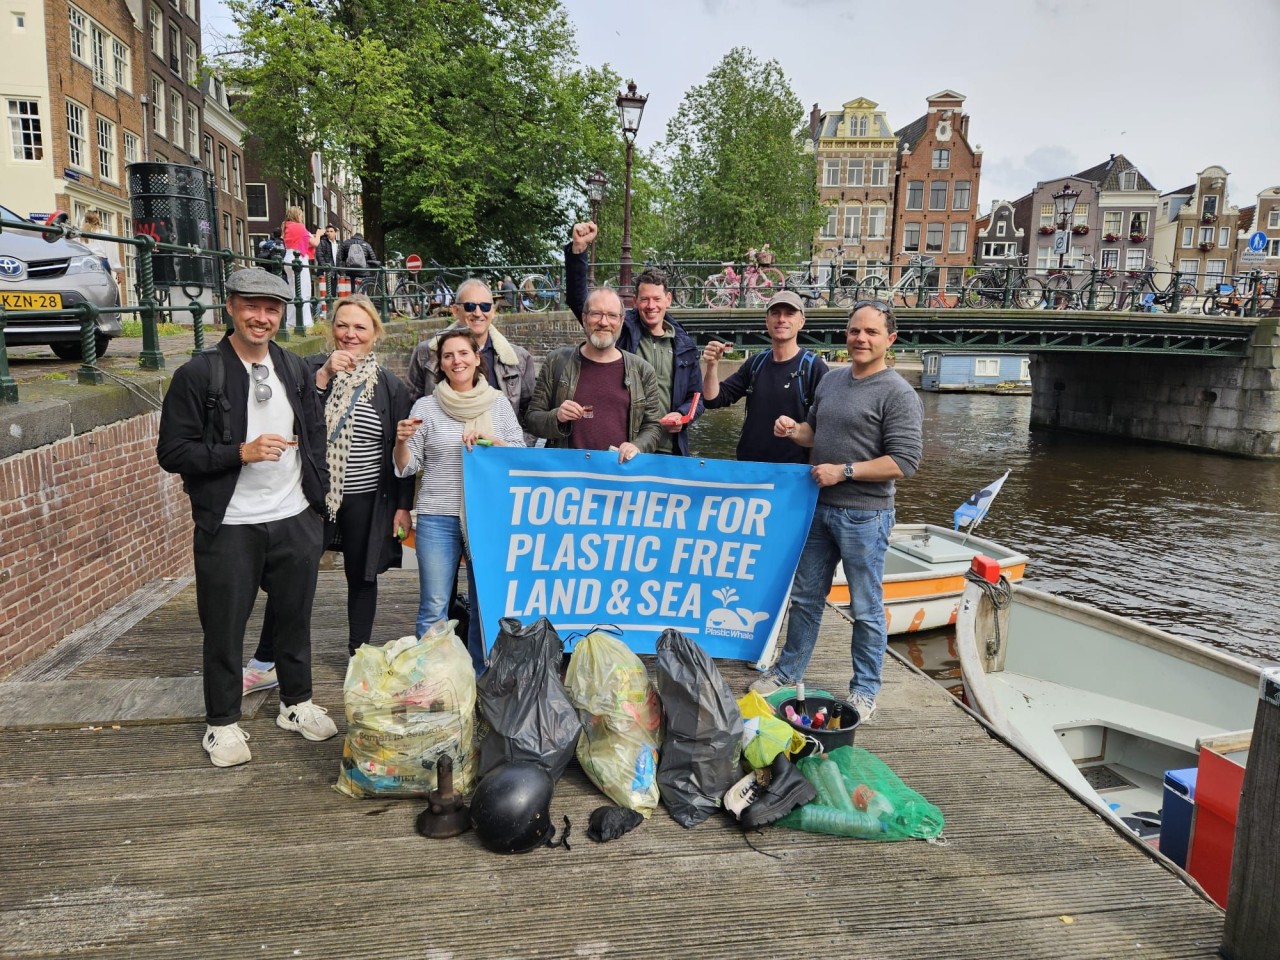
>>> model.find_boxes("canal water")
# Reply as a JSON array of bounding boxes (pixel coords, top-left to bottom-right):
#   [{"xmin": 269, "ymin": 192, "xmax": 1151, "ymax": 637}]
[{"xmin": 687, "ymin": 392, "xmax": 1280, "ymax": 668}]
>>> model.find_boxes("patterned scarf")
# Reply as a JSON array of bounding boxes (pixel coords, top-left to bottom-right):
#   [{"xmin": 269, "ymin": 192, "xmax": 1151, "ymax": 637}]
[
  {"xmin": 433, "ymin": 378, "xmax": 499, "ymax": 436},
  {"xmin": 324, "ymin": 353, "xmax": 380, "ymax": 521}
]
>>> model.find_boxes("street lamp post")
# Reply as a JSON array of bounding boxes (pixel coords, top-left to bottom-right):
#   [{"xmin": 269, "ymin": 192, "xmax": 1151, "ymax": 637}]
[
  {"xmin": 1051, "ymin": 182, "xmax": 1081, "ymax": 275},
  {"xmin": 586, "ymin": 167, "xmax": 607, "ymax": 285},
  {"xmin": 616, "ymin": 80, "xmax": 647, "ymax": 303}
]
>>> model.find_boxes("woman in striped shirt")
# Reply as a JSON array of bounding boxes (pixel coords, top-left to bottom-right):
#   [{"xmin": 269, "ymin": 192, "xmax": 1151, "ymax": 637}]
[{"xmin": 395, "ymin": 329, "xmax": 526, "ymax": 672}]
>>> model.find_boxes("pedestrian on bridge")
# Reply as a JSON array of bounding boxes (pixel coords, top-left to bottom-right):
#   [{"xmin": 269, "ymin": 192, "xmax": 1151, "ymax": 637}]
[
  {"xmin": 156, "ymin": 267, "xmax": 338, "ymax": 768},
  {"xmin": 565, "ymin": 221, "xmax": 704, "ymax": 454},
  {"xmin": 281, "ymin": 206, "xmax": 322, "ymax": 329}
]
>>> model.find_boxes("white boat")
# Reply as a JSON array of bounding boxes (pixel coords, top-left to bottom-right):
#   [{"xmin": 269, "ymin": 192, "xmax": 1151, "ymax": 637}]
[
  {"xmin": 828, "ymin": 524, "xmax": 1028, "ymax": 635},
  {"xmin": 956, "ymin": 568, "xmax": 1261, "ymax": 831}
]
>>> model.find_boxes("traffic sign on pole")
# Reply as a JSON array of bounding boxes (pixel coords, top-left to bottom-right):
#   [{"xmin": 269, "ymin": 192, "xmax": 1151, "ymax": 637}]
[
  {"xmin": 1241, "ymin": 231, "xmax": 1270, "ymax": 265},
  {"xmin": 405, "ymin": 254, "xmax": 422, "ymax": 273}
]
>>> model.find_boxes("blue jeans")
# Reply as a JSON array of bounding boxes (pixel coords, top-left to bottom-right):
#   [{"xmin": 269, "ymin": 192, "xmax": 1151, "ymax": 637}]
[
  {"xmin": 415, "ymin": 513, "xmax": 486, "ymax": 673},
  {"xmin": 774, "ymin": 504, "xmax": 894, "ymax": 699}
]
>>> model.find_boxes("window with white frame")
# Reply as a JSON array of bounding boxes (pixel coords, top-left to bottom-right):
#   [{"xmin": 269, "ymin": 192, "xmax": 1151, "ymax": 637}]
[
  {"xmin": 65, "ymin": 99, "xmax": 87, "ymax": 169},
  {"xmin": 821, "ymin": 205, "xmax": 837, "ymax": 238},
  {"xmin": 1039, "ymin": 203, "xmax": 1054, "ymax": 228},
  {"xmin": 1125, "ymin": 249, "xmax": 1145, "ymax": 271},
  {"xmin": 149, "ymin": 5, "xmax": 162, "ymax": 55},
  {"xmin": 929, "ymin": 181, "xmax": 947, "ymax": 210},
  {"xmin": 184, "ymin": 0, "xmax": 194, "ymax": 16},
  {"xmin": 186, "ymin": 104, "xmax": 198, "ymax": 154},
  {"xmin": 235, "ymin": 218, "xmax": 245, "ymax": 255},
  {"xmin": 6, "ymin": 99, "xmax": 43, "ymax": 160},
  {"xmin": 69, "ymin": 4, "xmax": 86, "ymax": 60},
  {"xmin": 113, "ymin": 38, "xmax": 129, "ymax": 90},
  {"xmin": 95, "ymin": 115, "xmax": 115, "ymax": 181},
  {"xmin": 201, "ymin": 133, "xmax": 213, "ymax": 170},
  {"xmin": 905, "ymin": 181, "xmax": 923, "ymax": 210},
  {"xmin": 90, "ymin": 24, "xmax": 109, "ymax": 88},
  {"xmin": 151, "ymin": 77, "xmax": 165, "ymax": 138},
  {"xmin": 1205, "ymin": 259, "xmax": 1227, "ymax": 288},
  {"xmin": 170, "ymin": 91, "xmax": 182, "ymax": 145},
  {"xmin": 1161, "ymin": 200, "xmax": 1170, "ymax": 216},
  {"xmin": 218, "ymin": 144, "xmax": 228, "ymax": 191},
  {"xmin": 222, "ymin": 212, "xmax": 231, "ymax": 247},
  {"xmin": 1103, "ymin": 211, "xmax": 1123, "ymax": 236},
  {"xmin": 1269, "ymin": 239, "xmax": 1280, "ymax": 257},
  {"xmin": 948, "ymin": 222, "xmax": 968, "ymax": 254},
  {"xmin": 1036, "ymin": 246, "xmax": 1054, "ymax": 271},
  {"xmin": 823, "ymin": 159, "xmax": 840, "ymax": 187},
  {"xmin": 168, "ymin": 23, "xmax": 180, "ymax": 72},
  {"xmin": 1129, "ymin": 211, "xmax": 1148, "ymax": 235},
  {"xmin": 996, "ymin": 221, "xmax": 1006, "ymax": 237},
  {"xmin": 1122, "ymin": 170, "xmax": 1138, "ymax": 191},
  {"xmin": 1019, "ymin": 358, "xmax": 1030, "ymax": 380},
  {"xmin": 123, "ymin": 130, "xmax": 138, "ymax": 163},
  {"xmin": 867, "ymin": 205, "xmax": 886, "ymax": 239},
  {"xmin": 932, "ymin": 148, "xmax": 949, "ymax": 169},
  {"xmin": 1178, "ymin": 259, "xmax": 1199, "ymax": 286},
  {"xmin": 925, "ymin": 354, "xmax": 939, "ymax": 375},
  {"xmin": 974, "ymin": 358, "xmax": 999, "ymax": 377},
  {"xmin": 904, "ymin": 222, "xmax": 921, "ymax": 251},
  {"xmin": 183, "ymin": 37, "xmax": 196, "ymax": 83},
  {"xmin": 870, "ymin": 159, "xmax": 888, "ymax": 186},
  {"xmin": 1101, "ymin": 249, "xmax": 1119, "ymax": 270},
  {"xmin": 843, "ymin": 205, "xmax": 860, "ymax": 241},
  {"xmin": 1073, "ymin": 202, "xmax": 1089, "ymax": 227},
  {"xmin": 1219, "ymin": 227, "xmax": 1230, "ymax": 248},
  {"xmin": 246, "ymin": 183, "xmax": 268, "ymax": 219},
  {"xmin": 1202, "ymin": 194, "xmax": 1218, "ymax": 217},
  {"xmin": 1269, "ymin": 209, "xmax": 1280, "ymax": 229},
  {"xmin": 953, "ymin": 180, "xmax": 971, "ymax": 210},
  {"xmin": 925, "ymin": 223, "xmax": 943, "ymax": 252},
  {"xmin": 1200, "ymin": 226, "xmax": 1214, "ymax": 245},
  {"xmin": 1182, "ymin": 226, "xmax": 1194, "ymax": 247},
  {"xmin": 847, "ymin": 114, "xmax": 867, "ymax": 137},
  {"xmin": 847, "ymin": 160, "xmax": 864, "ymax": 187}
]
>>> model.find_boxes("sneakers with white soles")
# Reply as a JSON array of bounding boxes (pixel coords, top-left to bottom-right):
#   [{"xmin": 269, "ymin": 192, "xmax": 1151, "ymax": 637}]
[
  {"xmin": 747, "ymin": 671, "xmax": 787, "ymax": 697},
  {"xmin": 846, "ymin": 692, "xmax": 877, "ymax": 723},
  {"xmin": 203, "ymin": 723, "xmax": 251, "ymax": 767},
  {"xmin": 277, "ymin": 700, "xmax": 338, "ymax": 741},
  {"xmin": 242, "ymin": 659, "xmax": 278, "ymax": 694}
]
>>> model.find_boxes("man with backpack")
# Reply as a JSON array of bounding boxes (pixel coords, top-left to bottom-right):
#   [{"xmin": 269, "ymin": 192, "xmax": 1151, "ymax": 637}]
[
  {"xmin": 700, "ymin": 289, "xmax": 829, "ymax": 463},
  {"xmin": 156, "ymin": 268, "xmax": 337, "ymax": 767},
  {"xmin": 339, "ymin": 231, "xmax": 377, "ymax": 288}
]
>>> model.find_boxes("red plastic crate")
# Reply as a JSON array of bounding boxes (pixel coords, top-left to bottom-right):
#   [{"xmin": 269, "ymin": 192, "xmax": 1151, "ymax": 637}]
[{"xmin": 1186, "ymin": 742, "xmax": 1248, "ymax": 907}]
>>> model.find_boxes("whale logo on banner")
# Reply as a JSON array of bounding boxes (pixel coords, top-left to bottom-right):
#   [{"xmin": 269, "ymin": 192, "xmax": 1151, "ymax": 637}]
[{"xmin": 463, "ymin": 448, "xmax": 818, "ymax": 660}]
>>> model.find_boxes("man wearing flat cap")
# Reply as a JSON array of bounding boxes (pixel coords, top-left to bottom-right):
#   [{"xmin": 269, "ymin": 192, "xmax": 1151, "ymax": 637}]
[
  {"xmin": 699, "ymin": 289, "xmax": 830, "ymax": 463},
  {"xmin": 158, "ymin": 267, "xmax": 338, "ymax": 767}
]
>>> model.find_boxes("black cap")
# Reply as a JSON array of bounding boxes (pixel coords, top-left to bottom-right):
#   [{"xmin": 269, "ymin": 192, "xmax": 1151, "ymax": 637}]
[{"xmin": 225, "ymin": 267, "xmax": 293, "ymax": 302}]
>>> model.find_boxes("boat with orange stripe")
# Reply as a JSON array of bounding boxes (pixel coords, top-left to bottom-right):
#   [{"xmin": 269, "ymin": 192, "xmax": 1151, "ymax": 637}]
[{"xmin": 828, "ymin": 524, "xmax": 1028, "ymax": 634}]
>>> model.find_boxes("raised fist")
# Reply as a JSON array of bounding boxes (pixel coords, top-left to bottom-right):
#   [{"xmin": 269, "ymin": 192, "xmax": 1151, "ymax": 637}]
[{"xmin": 571, "ymin": 221, "xmax": 598, "ymax": 254}]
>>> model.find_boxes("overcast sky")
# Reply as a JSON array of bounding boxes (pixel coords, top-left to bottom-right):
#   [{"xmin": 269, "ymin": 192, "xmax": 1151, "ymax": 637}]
[{"xmin": 204, "ymin": 0, "xmax": 1280, "ymax": 214}]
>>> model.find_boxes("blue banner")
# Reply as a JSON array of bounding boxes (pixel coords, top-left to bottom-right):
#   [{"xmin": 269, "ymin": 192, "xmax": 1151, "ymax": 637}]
[{"xmin": 463, "ymin": 448, "xmax": 818, "ymax": 660}]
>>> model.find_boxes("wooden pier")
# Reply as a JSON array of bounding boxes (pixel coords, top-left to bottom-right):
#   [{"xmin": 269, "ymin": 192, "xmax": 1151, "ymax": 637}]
[{"xmin": 0, "ymin": 571, "xmax": 1227, "ymax": 959}]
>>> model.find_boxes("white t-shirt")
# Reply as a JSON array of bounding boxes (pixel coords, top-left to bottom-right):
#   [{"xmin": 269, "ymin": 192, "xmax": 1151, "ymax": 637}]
[{"xmin": 223, "ymin": 353, "xmax": 310, "ymax": 524}]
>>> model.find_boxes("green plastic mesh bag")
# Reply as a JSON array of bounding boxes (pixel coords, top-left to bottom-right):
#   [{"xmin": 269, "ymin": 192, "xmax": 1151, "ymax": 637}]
[{"xmin": 776, "ymin": 745, "xmax": 945, "ymax": 842}]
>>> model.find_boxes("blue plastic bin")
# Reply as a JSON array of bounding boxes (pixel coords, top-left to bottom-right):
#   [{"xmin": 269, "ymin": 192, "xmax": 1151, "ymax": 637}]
[{"xmin": 1160, "ymin": 767, "xmax": 1198, "ymax": 868}]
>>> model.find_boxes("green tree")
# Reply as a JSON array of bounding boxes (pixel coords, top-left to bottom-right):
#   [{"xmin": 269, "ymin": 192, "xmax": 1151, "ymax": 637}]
[
  {"xmin": 225, "ymin": 0, "xmax": 620, "ymax": 264},
  {"xmin": 657, "ymin": 47, "xmax": 822, "ymax": 263}
]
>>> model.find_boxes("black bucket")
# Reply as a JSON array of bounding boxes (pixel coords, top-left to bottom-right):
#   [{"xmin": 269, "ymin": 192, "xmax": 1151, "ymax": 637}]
[{"xmin": 778, "ymin": 695, "xmax": 860, "ymax": 754}]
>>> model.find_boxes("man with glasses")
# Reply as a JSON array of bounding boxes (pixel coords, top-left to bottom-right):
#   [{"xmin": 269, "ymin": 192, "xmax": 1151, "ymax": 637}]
[
  {"xmin": 406, "ymin": 278, "xmax": 536, "ymax": 427},
  {"xmin": 700, "ymin": 289, "xmax": 830, "ymax": 463},
  {"xmin": 157, "ymin": 268, "xmax": 337, "ymax": 767},
  {"xmin": 565, "ymin": 222, "xmax": 703, "ymax": 455},
  {"xmin": 526, "ymin": 286, "xmax": 665, "ymax": 461},
  {"xmin": 749, "ymin": 299, "xmax": 923, "ymax": 724}
]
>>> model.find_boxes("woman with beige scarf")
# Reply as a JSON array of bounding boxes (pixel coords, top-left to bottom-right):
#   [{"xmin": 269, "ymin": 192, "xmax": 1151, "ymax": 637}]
[{"xmin": 394, "ymin": 329, "xmax": 526, "ymax": 671}]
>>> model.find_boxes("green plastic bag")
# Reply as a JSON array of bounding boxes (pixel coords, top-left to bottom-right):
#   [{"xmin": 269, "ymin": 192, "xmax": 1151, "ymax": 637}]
[{"xmin": 776, "ymin": 745, "xmax": 944, "ymax": 842}]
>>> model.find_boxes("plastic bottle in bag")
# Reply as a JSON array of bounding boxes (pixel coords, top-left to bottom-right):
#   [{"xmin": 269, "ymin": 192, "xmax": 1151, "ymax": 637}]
[
  {"xmin": 853, "ymin": 783, "xmax": 896, "ymax": 821},
  {"xmin": 790, "ymin": 804, "xmax": 888, "ymax": 839}
]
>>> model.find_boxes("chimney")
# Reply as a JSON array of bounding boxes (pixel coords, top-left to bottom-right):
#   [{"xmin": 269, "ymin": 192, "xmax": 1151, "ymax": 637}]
[
  {"xmin": 959, "ymin": 113, "xmax": 969, "ymax": 138},
  {"xmin": 809, "ymin": 103, "xmax": 821, "ymax": 142}
]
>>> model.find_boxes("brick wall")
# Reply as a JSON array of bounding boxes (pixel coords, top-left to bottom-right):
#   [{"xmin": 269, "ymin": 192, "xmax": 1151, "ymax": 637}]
[{"xmin": 0, "ymin": 412, "xmax": 192, "ymax": 677}]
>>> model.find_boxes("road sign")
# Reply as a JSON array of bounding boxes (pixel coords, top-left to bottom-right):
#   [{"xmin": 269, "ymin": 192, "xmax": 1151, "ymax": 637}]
[
  {"xmin": 1052, "ymin": 230, "xmax": 1071, "ymax": 256},
  {"xmin": 1241, "ymin": 231, "xmax": 1270, "ymax": 265},
  {"xmin": 1248, "ymin": 231, "xmax": 1268, "ymax": 253},
  {"xmin": 405, "ymin": 254, "xmax": 422, "ymax": 273}
]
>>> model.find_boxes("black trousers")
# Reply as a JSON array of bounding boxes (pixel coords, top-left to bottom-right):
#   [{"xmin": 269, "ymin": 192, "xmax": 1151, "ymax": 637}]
[{"xmin": 195, "ymin": 508, "xmax": 324, "ymax": 725}]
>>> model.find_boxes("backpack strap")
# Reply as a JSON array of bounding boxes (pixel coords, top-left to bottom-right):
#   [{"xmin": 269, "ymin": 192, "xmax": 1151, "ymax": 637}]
[
  {"xmin": 795, "ymin": 350, "xmax": 818, "ymax": 415},
  {"xmin": 201, "ymin": 346, "xmax": 232, "ymax": 445}
]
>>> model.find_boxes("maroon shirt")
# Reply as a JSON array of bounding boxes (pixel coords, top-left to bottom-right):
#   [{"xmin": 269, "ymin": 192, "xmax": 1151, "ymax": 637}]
[{"xmin": 571, "ymin": 354, "xmax": 629, "ymax": 450}]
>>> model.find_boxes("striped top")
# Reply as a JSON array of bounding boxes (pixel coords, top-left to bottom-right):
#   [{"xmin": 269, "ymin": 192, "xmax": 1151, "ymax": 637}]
[
  {"xmin": 396, "ymin": 393, "xmax": 526, "ymax": 516},
  {"xmin": 342, "ymin": 399, "xmax": 382, "ymax": 496}
]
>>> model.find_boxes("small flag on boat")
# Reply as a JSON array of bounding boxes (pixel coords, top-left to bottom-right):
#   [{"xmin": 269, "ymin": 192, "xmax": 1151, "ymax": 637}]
[{"xmin": 953, "ymin": 470, "xmax": 1010, "ymax": 530}]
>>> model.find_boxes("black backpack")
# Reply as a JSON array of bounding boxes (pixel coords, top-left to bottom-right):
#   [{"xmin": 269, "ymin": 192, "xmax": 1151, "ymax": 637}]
[{"xmin": 743, "ymin": 349, "xmax": 821, "ymax": 416}]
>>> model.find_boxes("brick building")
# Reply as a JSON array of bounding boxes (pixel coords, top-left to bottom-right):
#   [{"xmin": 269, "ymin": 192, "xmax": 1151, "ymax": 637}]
[
  {"xmin": 808, "ymin": 97, "xmax": 897, "ymax": 282},
  {"xmin": 890, "ymin": 90, "xmax": 982, "ymax": 292},
  {"xmin": 139, "ymin": 0, "xmax": 203, "ymax": 168}
]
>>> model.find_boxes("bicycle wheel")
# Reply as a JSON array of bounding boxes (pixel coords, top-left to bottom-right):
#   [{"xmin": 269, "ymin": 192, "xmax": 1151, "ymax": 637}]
[
  {"xmin": 892, "ymin": 275, "xmax": 919, "ymax": 309},
  {"xmin": 856, "ymin": 275, "xmax": 889, "ymax": 304},
  {"xmin": 1013, "ymin": 276, "xmax": 1045, "ymax": 309},
  {"xmin": 1082, "ymin": 279, "xmax": 1116, "ymax": 311},
  {"xmin": 520, "ymin": 274, "xmax": 557, "ymax": 312},
  {"xmin": 1202, "ymin": 294, "xmax": 1223, "ymax": 316},
  {"xmin": 1043, "ymin": 274, "xmax": 1074, "ymax": 309},
  {"xmin": 1170, "ymin": 281, "xmax": 1198, "ymax": 313},
  {"xmin": 668, "ymin": 272, "xmax": 691, "ymax": 308},
  {"xmin": 393, "ymin": 281, "xmax": 425, "ymax": 317},
  {"xmin": 703, "ymin": 276, "xmax": 732, "ymax": 308},
  {"xmin": 962, "ymin": 275, "xmax": 991, "ymax": 308}
]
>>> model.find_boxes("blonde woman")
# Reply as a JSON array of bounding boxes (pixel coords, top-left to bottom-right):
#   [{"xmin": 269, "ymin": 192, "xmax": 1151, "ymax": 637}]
[
  {"xmin": 80, "ymin": 211, "xmax": 123, "ymax": 294},
  {"xmin": 281, "ymin": 206, "xmax": 324, "ymax": 327}
]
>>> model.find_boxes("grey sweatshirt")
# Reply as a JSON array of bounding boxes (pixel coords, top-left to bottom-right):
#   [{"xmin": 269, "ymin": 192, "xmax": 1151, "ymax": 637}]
[{"xmin": 806, "ymin": 366, "xmax": 923, "ymax": 510}]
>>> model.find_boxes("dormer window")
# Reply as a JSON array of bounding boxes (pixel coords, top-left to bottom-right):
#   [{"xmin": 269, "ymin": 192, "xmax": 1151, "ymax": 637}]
[
  {"xmin": 1121, "ymin": 170, "xmax": 1138, "ymax": 191},
  {"xmin": 847, "ymin": 114, "xmax": 867, "ymax": 137}
]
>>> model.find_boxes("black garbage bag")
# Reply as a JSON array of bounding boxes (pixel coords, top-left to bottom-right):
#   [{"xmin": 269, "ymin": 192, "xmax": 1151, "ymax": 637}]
[
  {"xmin": 655, "ymin": 628, "xmax": 745, "ymax": 827},
  {"xmin": 477, "ymin": 617, "xmax": 581, "ymax": 782},
  {"xmin": 586, "ymin": 805, "xmax": 644, "ymax": 843}
]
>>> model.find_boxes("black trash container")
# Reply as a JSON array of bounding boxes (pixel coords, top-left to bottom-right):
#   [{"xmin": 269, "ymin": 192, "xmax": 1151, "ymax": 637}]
[{"xmin": 126, "ymin": 162, "xmax": 217, "ymax": 289}]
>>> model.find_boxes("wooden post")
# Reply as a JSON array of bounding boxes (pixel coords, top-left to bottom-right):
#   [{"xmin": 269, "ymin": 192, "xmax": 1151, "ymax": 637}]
[{"xmin": 1221, "ymin": 667, "xmax": 1280, "ymax": 959}]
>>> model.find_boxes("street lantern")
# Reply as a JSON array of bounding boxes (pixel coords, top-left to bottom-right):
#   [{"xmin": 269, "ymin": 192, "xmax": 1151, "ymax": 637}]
[
  {"xmin": 586, "ymin": 168, "xmax": 607, "ymax": 285},
  {"xmin": 616, "ymin": 80, "xmax": 647, "ymax": 301},
  {"xmin": 1051, "ymin": 182, "xmax": 1081, "ymax": 277}
]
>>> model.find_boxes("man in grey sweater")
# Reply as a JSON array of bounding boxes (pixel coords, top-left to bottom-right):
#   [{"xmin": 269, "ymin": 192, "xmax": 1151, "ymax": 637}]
[{"xmin": 750, "ymin": 299, "xmax": 923, "ymax": 722}]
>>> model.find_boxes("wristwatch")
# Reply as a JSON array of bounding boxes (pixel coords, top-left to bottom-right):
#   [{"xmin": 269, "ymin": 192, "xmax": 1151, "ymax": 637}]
[{"xmin": 843, "ymin": 462, "xmax": 855, "ymax": 480}]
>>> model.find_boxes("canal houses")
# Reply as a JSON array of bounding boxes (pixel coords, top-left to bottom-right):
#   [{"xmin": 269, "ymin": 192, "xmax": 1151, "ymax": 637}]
[{"xmin": 1153, "ymin": 165, "xmax": 1241, "ymax": 291}]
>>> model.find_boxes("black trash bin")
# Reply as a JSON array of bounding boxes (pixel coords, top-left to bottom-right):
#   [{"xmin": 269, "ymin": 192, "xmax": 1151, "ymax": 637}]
[{"xmin": 126, "ymin": 162, "xmax": 217, "ymax": 290}]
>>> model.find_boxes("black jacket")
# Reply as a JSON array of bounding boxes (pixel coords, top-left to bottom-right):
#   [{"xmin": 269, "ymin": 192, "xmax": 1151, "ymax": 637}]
[
  {"xmin": 314, "ymin": 236, "xmax": 341, "ymax": 269},
  {"xmin": 157, "ymin": 336, "xmax": 329, "ymax": 534}
]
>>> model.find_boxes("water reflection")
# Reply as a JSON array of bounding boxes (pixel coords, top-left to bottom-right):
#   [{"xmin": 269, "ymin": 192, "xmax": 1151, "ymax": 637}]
[{"xmin": 689, "ymin": 392, "xmax": 1280, "ymax": 664}]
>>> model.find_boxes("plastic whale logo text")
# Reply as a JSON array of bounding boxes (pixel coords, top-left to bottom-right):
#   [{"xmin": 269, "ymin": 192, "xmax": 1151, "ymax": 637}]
[{"xmin": 705, "ymin": 586, "xmax": 769, "ymax": 640}]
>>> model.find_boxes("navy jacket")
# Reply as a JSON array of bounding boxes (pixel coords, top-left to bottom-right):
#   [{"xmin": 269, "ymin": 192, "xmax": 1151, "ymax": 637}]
[{"xmin": 564, "ymin": 242, "xmax": 704, "ymax": 455}]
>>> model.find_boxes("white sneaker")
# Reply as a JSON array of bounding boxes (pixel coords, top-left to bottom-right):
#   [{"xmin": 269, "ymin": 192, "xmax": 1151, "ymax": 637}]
[
  {"xmin": 747, "ymin": 671, "xmax": 787, "ymax": 697},
  {"xmin": 847, "ymin": 692, "xmax": 877, "ymax": 723},
  {"xmin": 242, "ymin": 659, "xmax": 278, "ymax": 694},
  {"xmin": 203, "ymin": 723, "xmax": 251, "ymax": 767},
  {"xmin": 277, "ymin": 700, "xmax": 338, "ymax": 742},
  {"xmin": 723, "ymin": 770, "xmax": 764, "ymax": 819}
]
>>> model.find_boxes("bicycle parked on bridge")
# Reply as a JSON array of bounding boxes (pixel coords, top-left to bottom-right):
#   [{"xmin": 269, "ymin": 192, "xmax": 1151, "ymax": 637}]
[
  {"xmin": 783, "ymin": 259, "xmax": 831, "ymax": 308},
  {"xmin": 856, "ymin": 253, "xmax": 958, "ymax": 309},
  {"xmin": 961, "ymin": 254, "xmax": 1045, "ymax": 309},
  {"xmin": 1115, "ymin": 255, "xmax": 1198, "ymax": 313},
  {"xmin": 640, "ymin": 248, "xmax": 702, "ymax": 307},
  {"xmin": 1202, "ymin": 274, "xmax": 1277, "ymax": 316},
  {"xmin": 1041, "ymin": 254, "xmax": 1118, "ymax": 311},
  {"xmin": 702, "ymin": 247, "xmax": 786, "ymax": 307}
]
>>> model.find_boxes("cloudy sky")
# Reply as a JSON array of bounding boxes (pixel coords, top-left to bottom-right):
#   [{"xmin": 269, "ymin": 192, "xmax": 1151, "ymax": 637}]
[{"xmin": 204, "ymin": 0, "xmax": 1280, "ymax": 214}]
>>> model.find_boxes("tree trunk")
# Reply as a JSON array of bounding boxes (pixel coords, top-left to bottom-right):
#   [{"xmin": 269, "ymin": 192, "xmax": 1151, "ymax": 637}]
[{"xmin": 361, "ymin": 148, "xmax": 385, "ymax": 257}]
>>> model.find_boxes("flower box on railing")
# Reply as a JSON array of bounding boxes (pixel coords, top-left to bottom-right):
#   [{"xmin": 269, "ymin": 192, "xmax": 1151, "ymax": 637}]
[
  {"xmin": 1038, "ymin": 225, "xmax": 1055, "ymax": 235},
  {"xmin": 1072, "ymin": 224, "xmax": 1089, "ymax": 236},
  {"xmin": 1104, "ymin": 233, "xmax": 1121, "ymax": 243},
  {"xmin": 1198, "ymin": 241, "xmax": 1214, "ymax": 252},
  {"xmin": 1129, "ymin": 233, "xmax": 1147, "ymax": 243}
]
